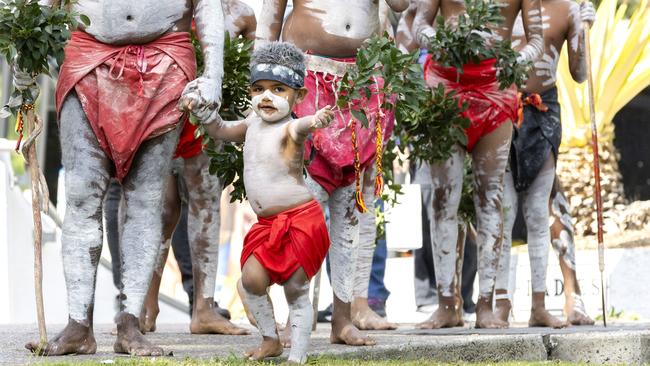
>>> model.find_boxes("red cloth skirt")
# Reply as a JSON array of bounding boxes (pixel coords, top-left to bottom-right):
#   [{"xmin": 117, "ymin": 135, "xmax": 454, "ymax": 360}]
[
  {"xmin": 294, "ymin": 55, "xmax": 395, "ymax": 194},
  {"xmin": 241, "ymin": 199, "xmax": 330, "ymax": 284},
  {"xmin": 423, "ymin": 55, "xmax": 517, "ymax": 152},
  {"xmin": 55, "ymin": 31, "xmax": 197, "ymax": 180}
]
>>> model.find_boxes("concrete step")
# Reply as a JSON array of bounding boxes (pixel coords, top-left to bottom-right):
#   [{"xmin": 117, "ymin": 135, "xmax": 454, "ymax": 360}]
[{"xmin": 2, "ymin": 323, "xmax": 649, "ymax": 364}]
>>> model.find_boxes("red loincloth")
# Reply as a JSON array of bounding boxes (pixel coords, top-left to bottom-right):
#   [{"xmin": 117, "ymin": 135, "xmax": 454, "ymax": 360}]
[
  {"xmin": 423, "ymin": 55, "xmax": 518, "ymax": 152},
  {"xmin": 241, "ymin": 199, "xmax": 330, "ymax": 284},
  {"xmin": 55, "ymin": 31, "xmax": 197, "ymax": 181},
  {"xmin": 294, "ymin": 55, "xmax": 395, "ymax": 195},
  {"xmin": 174, "ymin": 120, "xmax": 203, "ymax": 159}
]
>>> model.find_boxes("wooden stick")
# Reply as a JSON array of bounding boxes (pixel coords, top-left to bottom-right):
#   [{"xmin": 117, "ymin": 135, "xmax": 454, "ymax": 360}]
[
  {"xmin": 22, "ymin": 107, "xmax": 48, "ymax": 343},
  {"xmin": 583, "ymin": 21, "xmax": 607, "ymax": 327}
]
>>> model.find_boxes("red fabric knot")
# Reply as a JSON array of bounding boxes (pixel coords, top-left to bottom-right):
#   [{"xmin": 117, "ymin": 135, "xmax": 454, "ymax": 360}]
[
  {"xmin": 108, "ymin": 45, "xmax": 147, "ymax": 95},
  {"xmin": 517, "ymin": 92, "xmax": 548, "ymax": 127},
  {"xmin": 267, "ymin": 213, "xmax": 291, "ymax": 249}
]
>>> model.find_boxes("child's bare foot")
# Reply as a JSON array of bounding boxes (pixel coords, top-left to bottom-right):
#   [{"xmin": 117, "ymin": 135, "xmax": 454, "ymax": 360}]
[
  {"xmin": 25, "ymin": 318, "xmax": 96, "ymax": 356},
  {"xmin": 494, "ymin": 298, "xmax": 512, "ymax": 324},
  {"xmin": 529, "ymin": 307, "xmax": 568, "ymax": 328},
  {"xmin": 280, "ymin": 321, "xmax": 291, "ymax": 348},
  {"xmin": 352, "ymin": 298, "xmax": 397, "ymax": 330},
  {"xmin": 244, "ymin": 337, "xmax": 283, "ymax": 360}
]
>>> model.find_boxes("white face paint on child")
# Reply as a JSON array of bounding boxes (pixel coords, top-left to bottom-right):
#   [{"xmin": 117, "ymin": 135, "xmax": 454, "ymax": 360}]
[{"xmin": 251, "ymin": 89, "xmax": 292, "ymax": 122}]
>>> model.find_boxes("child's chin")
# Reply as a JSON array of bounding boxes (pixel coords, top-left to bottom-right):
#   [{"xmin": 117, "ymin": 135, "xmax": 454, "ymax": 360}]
[{"xmin": 262, "ymin": 112, "xmax": 289, "ymax": 122}]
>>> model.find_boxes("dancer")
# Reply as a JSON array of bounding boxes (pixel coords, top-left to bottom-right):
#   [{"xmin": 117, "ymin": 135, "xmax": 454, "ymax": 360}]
[
  {"xmin": 20, "ymin": 0, "xmax": 224, "ymax": 356},
  {"xmin": 494, "ymin": 1, "xmax": 596, "ymax": 327},
  {"xmin": 413, "ymin": 0, "xmax": 544, "ymax": 329},
  {"xmin": 204, "ymin": 42, "xmax": 333, "ymax": 364},
  {"xmin": 140, "ymin": 0, "xmax": 257, "ymax": 334},
  {"xmin": 256, "ymin": 0, "xmax": 409, "ymax": 344}
]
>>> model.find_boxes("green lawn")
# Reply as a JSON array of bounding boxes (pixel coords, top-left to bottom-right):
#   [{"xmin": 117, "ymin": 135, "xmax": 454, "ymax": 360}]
[{"xmin": 38, "ymin": 357, "xmax": 617, "ymax": 366}]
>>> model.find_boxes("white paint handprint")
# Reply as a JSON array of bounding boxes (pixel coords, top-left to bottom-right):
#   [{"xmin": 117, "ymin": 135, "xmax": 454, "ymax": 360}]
[{"xmin": 535, "ymin": 44, "xmax": 560, "ymax": 86}]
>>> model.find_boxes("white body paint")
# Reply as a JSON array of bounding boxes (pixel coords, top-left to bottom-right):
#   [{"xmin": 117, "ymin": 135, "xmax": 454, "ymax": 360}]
[
  {"xmin": 429, "ymin": 146, "xmax": 466, "ymax": 298},
  {"xmin": 72, "ymin": 0, "xmax": 188, "ymax": 45},
  {"xmin": 304, "ymin": 0, "xmax": 380, "ymax": 40},
  {"xmin": 185, "ymin": 155, "xmax": 223, "ymax": 299},
  {"xmin": 254, "ymin": 2, "xmax": 280, "ymax": 44},
  {"xmin": 496, "ymin": 157, "xmax": 555, "ymax": 294},
  {"xmin": 353, "ymin": 169, "xmax": 377, "ymax": 298},
  {"xmin": 251, "ymin": 91, "xmax": 291, "ymax": 122},
  {"xmin": 516, "ymin": 8, "xmax": 545, "ymax": 64},
  {"xmin": 535, "ymin": 45, "xmax": 560, "ymax": 86},
  {"xmin": 49, "ymin": 0, "xmax": 224, "ymax": 326},
  {"xmin": 60, "ymin": 93, "xmax": 180, "ymax": 321},
  {"xmin": 243, "ymin": 289, "xmax": 278, "ymax": 338},
  {"xmin": 472, "ymin": 141, "xmax": 511, "ymax": 297},
  {"xmin": 243, "ymin": 116, "xmax": 313, "ymax": 215},
  {"xmin": 306, "ymin": 176, "xmax": 360, "ymax": 303},
  {"xmin": 550, "ymin": 185, "xmax": 577, "ymax": 270},
  {"xmin": 286, "ymin": 282, "xmax": 313, "ymax": 364},
  {"xmin": 568, "ymin": 3, "xmax": 582, "ymax": 52}
]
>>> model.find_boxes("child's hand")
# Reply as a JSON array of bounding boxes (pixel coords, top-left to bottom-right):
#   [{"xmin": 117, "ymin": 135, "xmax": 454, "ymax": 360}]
[{"xmin": 312, "ymin": 105, "xmax": 335, "ymax": 129}]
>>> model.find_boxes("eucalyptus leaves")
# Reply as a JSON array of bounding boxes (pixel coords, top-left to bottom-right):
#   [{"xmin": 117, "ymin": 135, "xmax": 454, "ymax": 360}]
[
  {"xmin": 191, "ymin": 33, "xmax": 252, "ymax": 202},
  {"xmin": 338, "ymin": 33, "xmax": 469, "ymax": 166},
  {"xmin": 423, "ymin": 0, "xmax": 530, "ymax": 89},
  {"xmin": 0, "ymin": 0, "xmax": 88, "ymax": 115}
]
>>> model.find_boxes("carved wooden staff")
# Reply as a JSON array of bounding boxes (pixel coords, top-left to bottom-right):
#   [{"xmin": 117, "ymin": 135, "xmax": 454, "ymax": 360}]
[
  {"xmin": 18, "ymin": 104, "xmax": 49, "ymax": 343},
  {"xmin": 583, "ymin": 18, "xmax": 607, "ymax": 327}
]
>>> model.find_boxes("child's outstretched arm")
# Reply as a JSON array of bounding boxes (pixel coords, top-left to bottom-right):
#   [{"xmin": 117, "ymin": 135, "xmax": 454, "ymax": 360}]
[
  {"xmin": 288, "ymin": 106, "xmax": 335, "ymax": 142},
  {"xmin": 203, "ymin": 115, "xmax": 249, "ymax": 143}
]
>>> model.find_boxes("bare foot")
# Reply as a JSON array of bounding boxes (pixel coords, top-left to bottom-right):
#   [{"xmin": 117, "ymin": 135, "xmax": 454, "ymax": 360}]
[
  {"xmin": 190, "ymin": 304, "xmax": 250, "ymax": 335},
  {"xmin": 243, "ymin": 337, "xmax": 283, "ymax": 360},
  {"xmin": 416, "ymin": 304, "xmax": 461, "ymax": 329},
  {"xmin": 494, "ymin": 298, "xmax": 512, "ymax": 324},
  {"xmin": 565, "ymin": 295, "xmax": 595, "ymax": 326},
  {"xmin": 25, "ymin": 318, "xmax": 96, "ymax": 356},
  {"xmin": 352, "ymin": 298, "xmax": 397, "ymax": 330},
  {"xmin": 475, "ymin": 297, "xmax": 508, "ymax": 329},
  {"xmin": 330, "ymin": 323, "xmax": 376, "ymax": 346},
  {"xmin": 139, "ymin": 302, "xmax": 159, "ymax": 333},
  {"xmin": 529, "ymin": 307, "xmax": 568, "ymax": 329},
  {"xmin": 114, "ymin": 312, "xmax": 164, "ymax": 356},
  {"xmin": 567, "ymin": 308, "xmax": 595, "ymax": 326},
  {"xmin": 280, "ymin": 321, "xmax": 291, "ymax": 348}
]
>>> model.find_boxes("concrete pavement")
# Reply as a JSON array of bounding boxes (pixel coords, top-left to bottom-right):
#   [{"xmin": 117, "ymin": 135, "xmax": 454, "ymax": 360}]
[{"xmin": 2, "ymin": 323, "xmax": 649, "ymax": 365}]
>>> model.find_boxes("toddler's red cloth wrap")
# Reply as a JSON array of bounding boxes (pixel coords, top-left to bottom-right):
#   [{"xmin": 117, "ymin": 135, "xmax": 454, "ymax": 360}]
[
  {"xmin": 55, "ymin": 31, "xmax": 198, "ymax": 180},
  {"xmin": 294, "ymin": 55, "xmax": 395, "ymax": 194},
  {"xmin": 423, "ymin": 55, "xmax": 518, "ymax": 152},
  {"xmin": 241, "ymin": 199, "xmax": 330, "ymax": 284}
]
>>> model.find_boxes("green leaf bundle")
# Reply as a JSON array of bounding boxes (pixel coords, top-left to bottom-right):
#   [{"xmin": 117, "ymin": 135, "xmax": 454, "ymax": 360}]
[
  {"xmin": 191, "ymin": 33, "xmax": 252, "ymax": 202},
  {"xmin": 424, "ymin": 0, "xmax": 530, "ymax": 89},
  {"xmin": 0, "ymin": 0, "xmax": 87, "ymax": 109}
]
